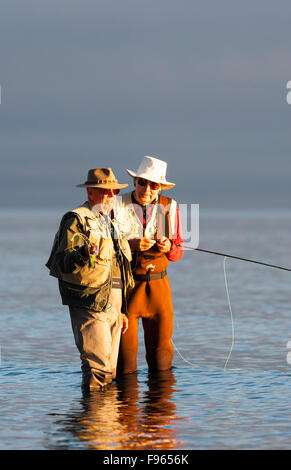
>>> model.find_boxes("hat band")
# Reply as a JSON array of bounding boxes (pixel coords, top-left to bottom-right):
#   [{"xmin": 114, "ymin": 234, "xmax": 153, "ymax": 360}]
[{"xmin": 86, "ymin": 179, "xmax": 118, "ymax": 184}]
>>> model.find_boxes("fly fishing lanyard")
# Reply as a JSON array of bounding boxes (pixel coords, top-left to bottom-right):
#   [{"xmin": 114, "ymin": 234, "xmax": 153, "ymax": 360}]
[{"xmin": 71, "ymin": 232, "xmax": 99, "ymax": 268}]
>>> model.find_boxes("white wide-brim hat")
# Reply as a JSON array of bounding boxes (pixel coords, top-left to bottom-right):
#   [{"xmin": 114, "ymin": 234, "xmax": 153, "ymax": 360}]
[{"xmin": 126, "ymin": 156, "xmax": 175, "ymax": 190}]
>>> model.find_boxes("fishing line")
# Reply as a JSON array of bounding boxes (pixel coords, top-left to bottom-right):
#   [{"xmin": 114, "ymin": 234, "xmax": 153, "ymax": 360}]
[
  {"xmin": 172, "ymin": 257, "xmax": 239, "ymax": 371},
  {"xmin": 171, "ymin": 286, "xmax": 199, "ymax": 367},
  {"xmin": 177, "ymin": 245, "xmax": 291, "ymax": 371},
  {"xmin": 172, "ymin": 338, "xmax": 198, "ymax": 368},
  {"xmin": 223, "ymin": 256, "xmax": 242, "ymax": 372},
  {"xmin": 223, "ymin": 256, "xmax": 234, "ymax": 371}
]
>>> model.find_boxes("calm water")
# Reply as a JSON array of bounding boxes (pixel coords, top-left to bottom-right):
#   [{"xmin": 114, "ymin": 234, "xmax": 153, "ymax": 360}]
[{"xmin": 1, "ymin": 208, "xmax": 291, "ymax": 450}]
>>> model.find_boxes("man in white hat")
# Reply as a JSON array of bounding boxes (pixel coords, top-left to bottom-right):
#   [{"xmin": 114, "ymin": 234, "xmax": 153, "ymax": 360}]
[
  {"xmin": 116, "ymin": 156, "xmax": 184, "ymax": 374},
  {"xmin": 46, "ymin": 168, "xmax": 134, "ymax": 391}
]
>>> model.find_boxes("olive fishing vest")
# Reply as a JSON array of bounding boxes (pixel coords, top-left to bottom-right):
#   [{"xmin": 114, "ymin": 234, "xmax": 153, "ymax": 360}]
[{"xmin": 46, "ymin": 202, "xmax": 134, "ymax": 310}]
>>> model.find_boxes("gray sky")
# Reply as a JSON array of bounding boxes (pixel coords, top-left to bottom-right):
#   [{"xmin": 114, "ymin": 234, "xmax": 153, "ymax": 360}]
[{"xmin": 1, "ymin": 0, "xmax": 291, "ymax": 209}]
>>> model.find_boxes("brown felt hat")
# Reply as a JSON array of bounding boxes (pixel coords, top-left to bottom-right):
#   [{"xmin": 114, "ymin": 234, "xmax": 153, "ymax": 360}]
[{"xmin": 76, "ymin": 168, "xmax": 128, "ymax": 189}]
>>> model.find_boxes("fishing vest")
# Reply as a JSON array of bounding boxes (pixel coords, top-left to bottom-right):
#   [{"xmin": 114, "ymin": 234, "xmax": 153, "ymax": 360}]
[
  {"xmin": 114, "ymin": 192, "xmax": 178, "ymax": 276},
  {"xmin": 46, "ymin": 201, "xmax": 134, "ymax": 292},
  {"xmin": 115, "ymin": 192, "xmax": 177, "ymax": 239}
]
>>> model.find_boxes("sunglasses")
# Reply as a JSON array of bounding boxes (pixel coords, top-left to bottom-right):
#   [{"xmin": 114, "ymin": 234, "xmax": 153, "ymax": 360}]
[
  {"xmin": 100, "ymin": 188, "xmax": 120, "ymax": 196},
  {"xmin": 137, "ymin": 178, "xmax": 160, "ymax": 191}
]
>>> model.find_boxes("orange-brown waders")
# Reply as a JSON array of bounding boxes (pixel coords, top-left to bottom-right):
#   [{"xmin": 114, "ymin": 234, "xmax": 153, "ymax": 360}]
[{"xmin": 118, "ymin": 247, "xmax": 174, "ymax": 374}]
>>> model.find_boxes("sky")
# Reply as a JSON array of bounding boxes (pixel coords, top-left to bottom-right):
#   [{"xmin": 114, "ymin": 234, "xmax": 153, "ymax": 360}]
[{"xmin": 0, "ymin": 0, "xmax": 291, "ymax": 210}]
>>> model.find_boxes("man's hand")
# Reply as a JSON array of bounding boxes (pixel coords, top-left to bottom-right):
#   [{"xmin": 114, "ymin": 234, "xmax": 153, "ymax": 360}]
[
  {"xmin": 121, "ymin": 314, "xmax": 128, "ymax": 334},
  {"xmin": 129, "ymin": 238, "xmax": 156, "ymax": 252},
  {"xmin": 156, "ymin": 237, "xmax": 171, "ymax": 253}
]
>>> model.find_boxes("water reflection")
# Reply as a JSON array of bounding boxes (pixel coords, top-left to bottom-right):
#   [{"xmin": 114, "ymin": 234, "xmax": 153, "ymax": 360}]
[{"xmin": 51, "ymin": 370, "xmax": 185, "ymax": 450}]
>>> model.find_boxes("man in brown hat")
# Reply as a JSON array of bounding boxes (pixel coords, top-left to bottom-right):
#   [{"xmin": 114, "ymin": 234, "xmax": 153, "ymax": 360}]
[
  {"xmin": 46, "ymin": 168, "xmax": 134, "ymax": 391},
  {"xmin": 116, "ymin": 156, "xmax": 184, "ymax": 375}
]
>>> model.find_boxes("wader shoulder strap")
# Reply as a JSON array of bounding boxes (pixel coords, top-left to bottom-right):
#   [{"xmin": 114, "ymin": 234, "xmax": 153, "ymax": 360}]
[{"xmin": 157, "ymin": 194, "xmax": 172, "ymax": 239}]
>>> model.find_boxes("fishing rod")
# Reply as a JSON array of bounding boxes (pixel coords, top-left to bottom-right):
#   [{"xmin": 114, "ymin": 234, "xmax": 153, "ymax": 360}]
[{"xmin": 182, "ymin": 246, "xmax": 291, "ymax": 273}]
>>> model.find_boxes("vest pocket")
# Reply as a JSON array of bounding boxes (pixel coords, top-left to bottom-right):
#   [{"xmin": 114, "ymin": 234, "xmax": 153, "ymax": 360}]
[
  {"xmin": 96, "ymin": 237, "xmax": 113, "ymax": 261},
  {"xmin": 59, "ymin": 279, "xmax": 111, "ymax": 312}
]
